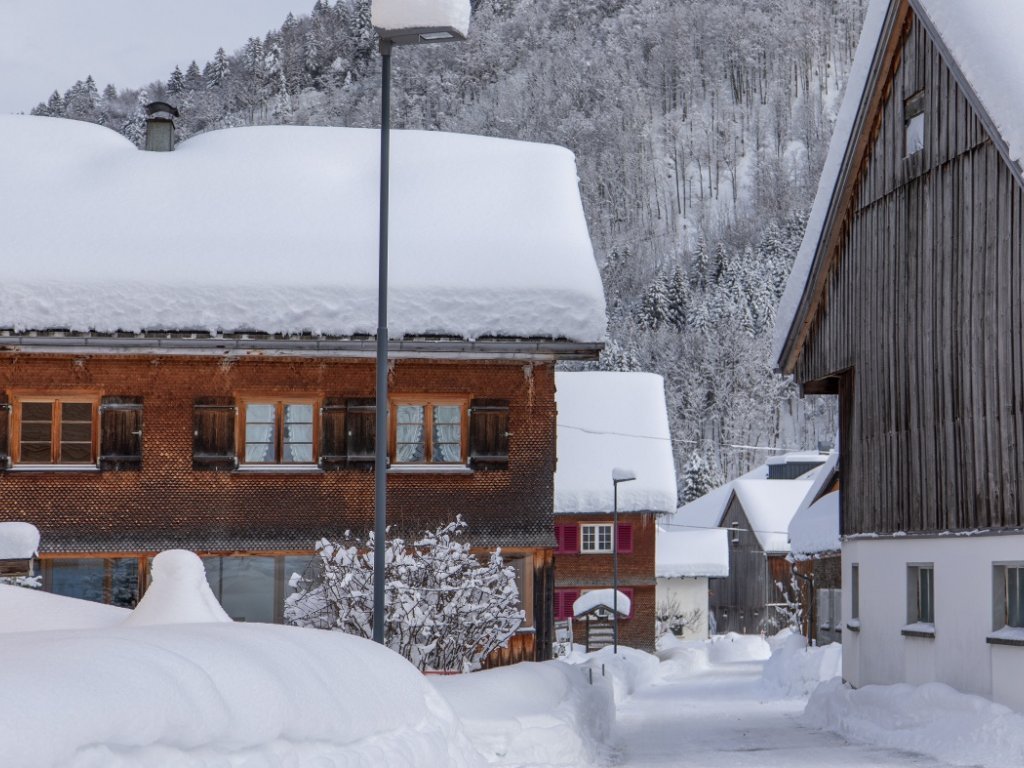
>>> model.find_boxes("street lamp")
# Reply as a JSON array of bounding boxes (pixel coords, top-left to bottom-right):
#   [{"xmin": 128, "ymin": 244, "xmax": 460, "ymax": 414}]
[
  {"xmin": 611, "ymin": 467, "xmax": 636, "ymax": 654},
  {"xmin": 370, "ymin": 1, "xmax": 470, "ymax": 646}
]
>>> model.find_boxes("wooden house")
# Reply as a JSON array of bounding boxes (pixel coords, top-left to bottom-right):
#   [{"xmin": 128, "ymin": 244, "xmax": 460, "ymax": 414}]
[
  {"xmin": 0, "ymin": 114, "xmax": 607, "ymax": 663},
  {"xmin": 552, "ymin": 372, "xmax": 677, "ymax": 652},
  {"xmin": 787, "ymin": 452, "xmax": 842, "ymax": 645},
  {"xmin": 667, "ymin": 453, "xmax": 828, "ymax": 635},
  {"xmin": 775, "ymin": 0, "xmax": 1024, "ymax": 708}
]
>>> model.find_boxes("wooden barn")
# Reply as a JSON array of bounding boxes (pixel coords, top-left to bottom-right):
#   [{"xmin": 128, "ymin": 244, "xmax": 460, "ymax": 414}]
[{"xmin": 776, "ymin": 0, "xmax": 1024, "ymax": 708}]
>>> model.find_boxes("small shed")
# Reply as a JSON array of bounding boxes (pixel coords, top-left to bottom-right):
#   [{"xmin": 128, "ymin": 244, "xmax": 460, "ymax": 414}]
[
  {"xmin": 573, "ymin": 589, "xmax": 631, "ymax": 651},
  {"xmin": 0, "ymin": 522, "xmax": 40, "ymax": 578}
]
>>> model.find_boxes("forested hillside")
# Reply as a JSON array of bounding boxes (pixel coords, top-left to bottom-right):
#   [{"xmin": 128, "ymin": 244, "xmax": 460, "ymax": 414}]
[{"xmin": 31, "ymin": 0, "xmax": 867, "ymax": 496}]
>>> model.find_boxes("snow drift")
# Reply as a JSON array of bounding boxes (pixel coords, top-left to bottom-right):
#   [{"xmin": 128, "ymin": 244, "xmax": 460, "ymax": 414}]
[{"xmin": 761, "ymin": 628, "xmax": 842, "ymax": 697}]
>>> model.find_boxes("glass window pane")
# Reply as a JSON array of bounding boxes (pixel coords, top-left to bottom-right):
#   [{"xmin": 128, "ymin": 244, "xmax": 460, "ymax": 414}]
[
  {"xmin": 62, "ymin": 402, "xmax": 93, "ymax": 422},
  {"xmin": 22, "ymin": 402, "xmax": 53, "ymax": 421},
  {"xmin": 61, "ymin": 421, "xmax": 92, "ymax": 442},
  {"xmin": 48, "ymin": 559, "xmax": 106, "ymax": 603},
  {"xmin": 398, "ymin": 405, "xmax": 425, "ymax": 424},
  {"xmin": 246, "ymin": 403, "xmax": 276, "ymax": 423},
  {"xmin": 284, "ymin": 424, "xmax": 313, "ymax": 444},
  {"xmin": 1009, "ymin": 568, "xmax": 1024, "ymax": 628},
  {"xmin": 434, "ymin": 405, "xmax": 460, "ymax": 424},
  {"xmin": 284, "ymin": 403, "xmax": 313, "ymax": 424},
  {"xmin": 109, "ymin": 559, "xmax": 140, "ymax": 608},
  {"xmin": 20, "ymin": 443, "xmax": 51, "ymax": 463},
  {"xmin": 432, "ymin": 405, "xmax": 462, "ymax": 464},
  {"xmin": 204, "ymin": 556, "xmax": 276, "ymax": 623},
  {"xmin": 21, "ymin": 422, "xmax": 51, "ymax": 442},
  {"xmin": 284, "ymin": 443, "xmax": 313, "ymax": 463},
  {"xmin": 60, "ymin": 442, "xmax": 92, "ymax": 463},
  {"xmin": 396, "ymin": 406, "xmax": 426, "ymax": 463}
]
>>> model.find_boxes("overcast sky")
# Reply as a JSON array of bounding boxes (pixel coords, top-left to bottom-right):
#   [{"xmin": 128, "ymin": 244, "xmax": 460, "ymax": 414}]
[{"xmin": 0, "ymin": 0, "xmax": 313, "ymax": 114}]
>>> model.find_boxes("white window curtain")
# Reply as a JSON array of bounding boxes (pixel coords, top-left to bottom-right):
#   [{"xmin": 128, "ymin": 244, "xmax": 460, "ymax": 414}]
[
  {"xmin": 283, "ymin": 403, "xmax": 314, "ymax": 463},
  {"xmin": 432, "ymin": 405, "xmax": 461, "ymax": 463},
  {"xmin": 245, "ymin": 403, "xmax": 276, "ymax": 463},
  {"xmin": 396, "ymin": 405, "xmax": 425, "ymax": 462}
]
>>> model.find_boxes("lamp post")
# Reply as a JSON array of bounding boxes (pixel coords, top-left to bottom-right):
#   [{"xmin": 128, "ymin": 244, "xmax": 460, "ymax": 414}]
[
  {"xmin": 371, "ymin": 5, "xmax": 469, "ymax": 646},
  {"xmin": 611, "ymin": 467, "xmax": 636, "ymax": 654}
]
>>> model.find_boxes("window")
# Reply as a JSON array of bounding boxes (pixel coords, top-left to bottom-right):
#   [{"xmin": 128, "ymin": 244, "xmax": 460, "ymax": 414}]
[
  {"xmin": 851, "ymin": 563, "xmax": 860, "ymax": 621},
  {"xmin": 44, "ymin": 558, "xmax": 139, "ymax": 607},
  {"xmin": 240, "ymin": 399, "xmax": 315, "ymax": 464},
  {"xmin": 994, "ymin": 564, "xmax": 1024, "ymax": 629},
  {"xmin": 581, "ymin": 523, "xmax": 613, "ymax": 553},
  {"xmin": 14, "ymin": 396, "xmax": 98, "ymax": 465},
  {"xmin": 907, "ymin": 564, "xmax": 934, "ymax": 625},
  {"xmin": 392, "ymin": 399, "xmax": 466, "ymax": 465},
  {"xmin": 904, "ymin": 90, "xmax": 925, "ymax": 157}
]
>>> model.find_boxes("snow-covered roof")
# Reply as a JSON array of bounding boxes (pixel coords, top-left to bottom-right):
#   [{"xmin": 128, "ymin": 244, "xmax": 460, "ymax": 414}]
[
  {"xmin": 0, "ymin": 522, "xmax": 39, "ymax": 560},
  {"xmin": 656, "ymin": 528, "xmax": 729, "ymax": 579},
  {"xmin": 0, "ymin": 116, "xmax": 606, "ymax": 343},
  {"xmin": 372, "ymin": 0, "xmax": 471, "ymax": 37},
  {"xmin": 789, "ymin": 491, "xmax": 841, "ymax": 559},
  {"xmin": 733, "ymin": 478, "xmax": 815, "ymax": 554},
  {"xmin": 554, "ymin": 372, "xmax": 677, "ymax": 515},
  {"xmin": 776, "ymin": 0, "xmax": 1024, "ymax": 366},
  {"xmin": 572, "ymin": 589, "xmax": 631, "ymax": 618},
  {"xmin": 665, "ymin": 459, "xmax": 775, "ymax": 531}
]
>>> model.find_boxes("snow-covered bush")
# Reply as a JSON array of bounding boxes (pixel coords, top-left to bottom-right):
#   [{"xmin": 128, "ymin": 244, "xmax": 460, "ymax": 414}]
[
  {"xmin": 286, "ymin": 517, "xmax": 523, "ymax": 672},
  {"xmin": 761, "ymin": 628, "xmax": 842, "ymax": 698},
  {"xmin": 655, "ymin": 595, "xmax": 703, "ymax": 639}
]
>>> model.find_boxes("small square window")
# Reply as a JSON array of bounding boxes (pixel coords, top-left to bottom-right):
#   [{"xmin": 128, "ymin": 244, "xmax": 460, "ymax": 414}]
[
  {"xmin": 580, "ymin": 523, "xmax": 614, "ymax": 553},
  {"xmin": 391, "ymin": 398, "xmax": 466, "ymax": 465},
  {"xmin": 904, "ymin": 90, "xmax": 925, "ymax": 157},
  {"xmin": 14, "ymin": 396, "xmax": 98, "ymax": 465},
  {"xmin": 994, "ymin": 564, "xmax": 1024, "ymax": 630},
  {"xmin": 241, "ymin": 399, "xmax": 316, "ymax": 465},
  {"xmin": 907, "ymin": 564, "xmax": 934, "ymax": 625}
]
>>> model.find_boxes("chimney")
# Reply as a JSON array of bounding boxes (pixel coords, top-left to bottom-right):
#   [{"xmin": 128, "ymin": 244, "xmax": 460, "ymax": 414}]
[{"xmin": 144, "ymin": 101, "xmax": 179, "ymax": 151}]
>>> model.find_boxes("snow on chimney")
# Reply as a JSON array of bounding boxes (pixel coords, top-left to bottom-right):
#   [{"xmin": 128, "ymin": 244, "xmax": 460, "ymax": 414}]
[{"xmin": 144, "ymin": 101, "xmax": 179, "ymax": 151}]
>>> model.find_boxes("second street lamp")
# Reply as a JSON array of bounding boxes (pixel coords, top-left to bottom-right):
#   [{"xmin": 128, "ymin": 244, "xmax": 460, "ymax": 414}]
[
  {"xmin": 370, "ymin": 1, "xmax": 470, "ymax": 646},
  {"xmin": 611, "ymin": 467, "xmax": 637, "ymax": 654}
]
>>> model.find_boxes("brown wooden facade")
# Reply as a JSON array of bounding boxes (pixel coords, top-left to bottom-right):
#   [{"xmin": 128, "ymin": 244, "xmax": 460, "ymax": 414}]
[
  {"xmin": 780, "ymin": 1, "xmax": 1024, "ymax": 537},
  {"xmin": 0, "ymin": 348, "xmax": 583, "ymax": 661}
]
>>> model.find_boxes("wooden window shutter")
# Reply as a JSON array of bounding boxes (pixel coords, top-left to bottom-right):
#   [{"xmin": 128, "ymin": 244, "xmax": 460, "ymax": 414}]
[
  {"xmin": 468, "ymin": 399, "xmax": 510, "ymax": 470},
  {"xmin": 346, "ymin": 398, "xmax": 376, "ymax": 469},
  {"xmin": 99, "ymin": 396, "xmax": 143, "ymax": 470},
  {"xmin": 319, "ymin": 398, "xmax": 347, "ymax": 471},
  {"xmin": 0, "ymin": 394, "xmax": 9, "ymax": 470},
  {"xmin": 193, "ymin": 397, "xmax": 237, "ymax": 471},
  {"xmin": 562, "ymin": 524, "xmax": 579, "ymax": 554},
  {"xmin": 617, "ymin": 523, "xmax": 634, "ymax": 554}
]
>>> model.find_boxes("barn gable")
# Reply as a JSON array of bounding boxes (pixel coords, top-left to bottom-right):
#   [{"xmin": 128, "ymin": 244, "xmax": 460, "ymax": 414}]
[{"xmin": 776, "ymin": 0, "xmax": 1024, "ymax": 536}]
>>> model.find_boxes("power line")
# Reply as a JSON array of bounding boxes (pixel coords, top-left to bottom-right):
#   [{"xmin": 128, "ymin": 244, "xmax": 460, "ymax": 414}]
[
  {"xmin": 661, "ymin": 521, "xmax": 792, "ymax": 536},
  {"xmin": 557, "ymin": 422, "xmax": 815, "ymax": 455}
]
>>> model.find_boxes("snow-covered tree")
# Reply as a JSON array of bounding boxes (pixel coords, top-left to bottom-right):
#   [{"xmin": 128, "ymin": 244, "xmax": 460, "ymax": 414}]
[
  {"xmin": 681, "ymin": 450, "xmax": 720, "ymax": 503},
  {"xmin": 285, "ymin": 517, "xmax": 523, "ymax": 672},
  {"xmin": 120, "ymin": 90, "xmax": 148, "ymax": 147}
]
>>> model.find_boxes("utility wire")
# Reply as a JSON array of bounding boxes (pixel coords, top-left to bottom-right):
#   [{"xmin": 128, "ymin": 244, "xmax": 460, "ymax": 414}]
[{"xmin": 557, "ymin": 422, "xmax": 816, "ymax": 454}]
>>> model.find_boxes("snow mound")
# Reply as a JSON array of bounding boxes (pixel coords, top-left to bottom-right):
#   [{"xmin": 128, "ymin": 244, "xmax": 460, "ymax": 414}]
[
  {"xmin": 706, "ymin": 633, "xmax": 771, "ymax": 663},
  {"xmin": 0, "ymin": 521, "xmax": 39, "ymax": 560},
  {"xmin": 122, "ymin": 549, "xmax": 231, "ymax": 626},
  {"xmin": 0, "ymin": 620, "xmax": 479, "ymax": 767},
  {"xmin": 0, "ymin": 584, "xmax": 128, "ymax": 634},
  {"xmin": 432, "ymin": 660, "xmax": 613, "ymax": 767},
  {"xmin": 761, "ymin": 629, "xmax": 842, "ymax": 698},
  {"xmin": 565, "ymin": 646, "xmax": 661, "ymax": 703},
  {"xmin": 805, "ymin": 678, "xmax": 1024, "ymax": 768},
  {"xmin": 656, "ymin": 635, "xmax": 711, "ymax": 680}
]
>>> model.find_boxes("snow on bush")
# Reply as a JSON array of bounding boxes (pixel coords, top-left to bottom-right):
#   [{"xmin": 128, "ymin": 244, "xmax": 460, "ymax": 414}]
[
  {"xmin": 706, "ymin": 632, "xmax": 771, "ymax": 663},
  {"xmin": 0, "ymin": 610, "xmax": 480, "ymax": 766},
  {"xmin": 805, "ymin": 678, "xmax": 1024, "ymax": 768},
  {"xmin": 432, "ymin": 660, "xmax": 614, "ymax": 767},
  {"xmin": 122, "ymin": 549, "xmax": 230, "ymax": 626},
  {"xmin": 286, "ymin": 518, "xmax": 523, "ymax": 671},
  {"xmin": 760, "ymin": 628, "xmax": 842, "ymax": 698}
]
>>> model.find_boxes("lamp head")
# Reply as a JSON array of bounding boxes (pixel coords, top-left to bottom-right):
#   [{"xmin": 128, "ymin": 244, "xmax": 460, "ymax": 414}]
[{"xmin": 612, "ymin": 467, "xmax": 637, "ymax": 484}]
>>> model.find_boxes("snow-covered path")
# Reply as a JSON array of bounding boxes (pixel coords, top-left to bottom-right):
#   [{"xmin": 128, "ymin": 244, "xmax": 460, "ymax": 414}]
[{"xmin": 611, "ymin": 660, "xmax": 955, "ymax": 767}]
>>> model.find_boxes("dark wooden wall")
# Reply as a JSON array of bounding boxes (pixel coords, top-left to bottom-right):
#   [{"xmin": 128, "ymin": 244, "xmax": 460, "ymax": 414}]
[{"xmin": 796, "ymin": 11, "xmax": 1024, "ymax": 535}]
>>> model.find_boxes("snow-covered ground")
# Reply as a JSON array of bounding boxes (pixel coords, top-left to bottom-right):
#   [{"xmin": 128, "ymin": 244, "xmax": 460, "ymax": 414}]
[{"xmin": 3, "ymin": 566, "xmax": 1020, "ymax": 768}]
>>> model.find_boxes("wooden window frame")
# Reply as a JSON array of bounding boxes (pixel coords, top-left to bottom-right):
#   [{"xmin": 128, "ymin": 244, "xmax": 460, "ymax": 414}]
[
  {"xmin": 11, "ymin": 394, "xmax": 100, "ymax": 466},
  {"xmin": 580, "ymin": 523, "xmax": 614, "ymax": 554},
  {"xmin": 237, "ymin": 397, "xmax": 319, "ymax": 466},
  {"xmin": 389, "ymin": 396, "xmax": 469, "ymax": 466}
]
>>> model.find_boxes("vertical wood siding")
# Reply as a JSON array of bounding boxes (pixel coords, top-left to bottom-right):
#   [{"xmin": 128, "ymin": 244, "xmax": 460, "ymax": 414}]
[{"xmin": 795, "ymin": 13, "xmax": 1024, "ymax": 535}]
